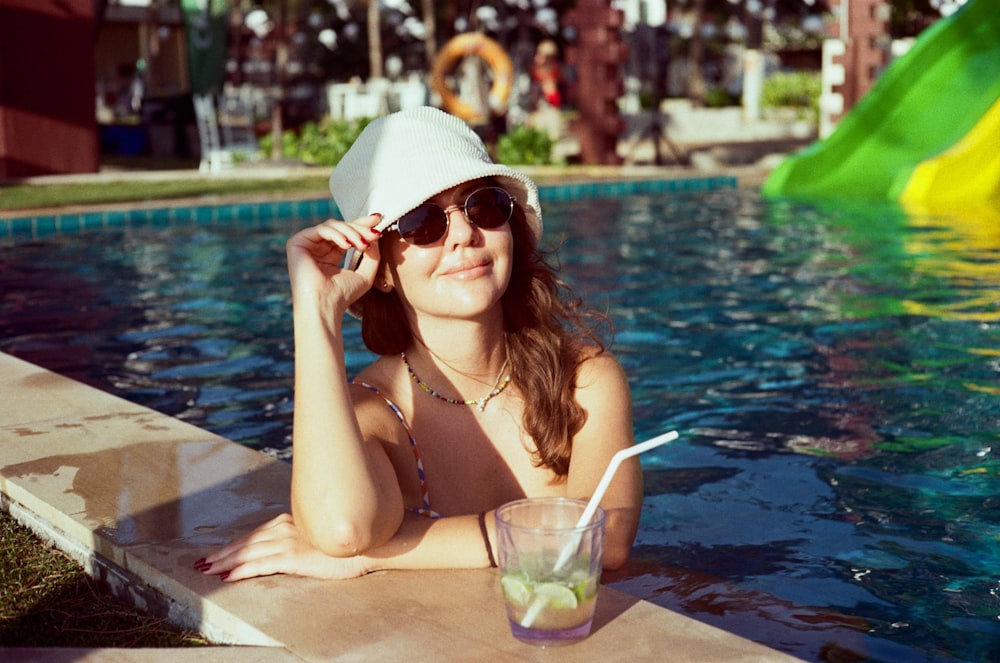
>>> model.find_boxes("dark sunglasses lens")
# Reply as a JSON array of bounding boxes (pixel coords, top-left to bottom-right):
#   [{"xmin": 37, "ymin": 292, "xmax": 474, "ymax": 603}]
[
  {"xmin": 395, "ymin": 188, "xmax": 513, "ymax": 246},
  {"xmin": 397, "ymin": 204, "xmax": 447, "ymax": 245},
  {"xmin": 466, "ymin": 188, "xmax": 513, "ymax": 228}
]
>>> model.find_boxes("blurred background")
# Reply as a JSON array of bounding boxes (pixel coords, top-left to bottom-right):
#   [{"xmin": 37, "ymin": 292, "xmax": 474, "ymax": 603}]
[{"xmin": 0, "ymin": 0, "xmax": 967, "ymax": 176}]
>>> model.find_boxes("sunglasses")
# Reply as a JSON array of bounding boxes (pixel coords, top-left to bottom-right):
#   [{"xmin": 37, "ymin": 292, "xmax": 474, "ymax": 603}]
[{"xmin": 387, "ymin": 186, "xmax": 515, "ymax": 246}]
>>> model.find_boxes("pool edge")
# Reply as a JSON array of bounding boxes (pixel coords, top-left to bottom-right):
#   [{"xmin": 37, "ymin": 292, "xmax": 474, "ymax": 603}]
[{"xmin": 0, "ymin": 174, "xmax": 740, "ymax": 242}]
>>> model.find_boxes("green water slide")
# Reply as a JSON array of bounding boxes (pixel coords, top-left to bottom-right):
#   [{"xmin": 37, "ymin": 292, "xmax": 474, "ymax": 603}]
[{"xmin": 762, "ymin": 0, "xmax": 1000, "ymax": 203}]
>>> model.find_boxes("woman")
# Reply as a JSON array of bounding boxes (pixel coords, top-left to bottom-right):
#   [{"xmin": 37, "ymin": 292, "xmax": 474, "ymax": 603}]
[{"xmin": 196, "ymin": 107, "xmax": 641, "ymax": 581}]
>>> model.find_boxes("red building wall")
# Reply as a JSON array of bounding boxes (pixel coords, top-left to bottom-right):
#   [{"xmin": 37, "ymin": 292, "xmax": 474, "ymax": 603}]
[
  {"xmin": 827, "ymin": 0, "xmax": 890, "ymax": 118},
  {"xmin": 0, "ymin": 0, "xmax": 99, "ymax": 178}
]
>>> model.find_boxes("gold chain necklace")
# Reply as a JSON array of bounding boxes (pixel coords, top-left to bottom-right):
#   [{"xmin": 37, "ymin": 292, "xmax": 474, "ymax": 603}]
[{"xmin": 401, "ymin": 351, "xmax": 511, "ymax": 412}]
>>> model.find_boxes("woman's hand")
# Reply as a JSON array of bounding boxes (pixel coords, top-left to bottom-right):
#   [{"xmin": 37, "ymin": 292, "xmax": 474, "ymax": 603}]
[
  {"xmin": 195, "ymin": 513, "xmax": 372, "ymax": 582},
  {"xmin": 285, "ymin": 214, "xmax": 383, "ymax": 318}
]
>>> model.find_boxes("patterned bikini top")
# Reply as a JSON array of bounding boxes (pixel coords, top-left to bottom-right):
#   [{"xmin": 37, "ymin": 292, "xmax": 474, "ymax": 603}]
[{"xmin": 353, "ymin": 381, "xmax": 443, "ymax": 519}]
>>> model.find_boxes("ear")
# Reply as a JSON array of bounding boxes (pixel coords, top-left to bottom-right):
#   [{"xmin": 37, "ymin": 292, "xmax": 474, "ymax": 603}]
[{"xmin": 376, "ymin": 262, "xmax": 395, "ymax": 292}]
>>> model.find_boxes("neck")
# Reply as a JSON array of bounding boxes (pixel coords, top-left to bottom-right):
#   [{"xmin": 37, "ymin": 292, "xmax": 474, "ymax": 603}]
[
  {"xmin": 407, "ymin": 338, "xmax": 508, "ymax": 392},
  {"xmin": 405, "ymin": 312, "xmax": 508, "ymax": 389},
  {"xmin": 402, "ymin": 349, "xmax": 511, "ymax": 412}
]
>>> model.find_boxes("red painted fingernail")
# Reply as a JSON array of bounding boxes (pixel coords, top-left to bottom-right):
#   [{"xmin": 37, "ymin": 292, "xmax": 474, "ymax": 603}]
[
  {"xmin": 371, "ymin": 227, "xmax": 381, "ymax": 235},
  {"xmin": 220, "ymin": 572, "xmax": 230, "ymax": 581}
]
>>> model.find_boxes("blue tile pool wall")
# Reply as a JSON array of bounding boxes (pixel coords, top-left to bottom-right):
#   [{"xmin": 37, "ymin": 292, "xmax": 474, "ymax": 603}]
[
  {"xmin": 0, "ymin": 177, "xmax": 737, "ymax": 241},
  {"xmin": 0, "ymin": 197, "xmax": 337, "ymax": 241},
  {"xmin": 537, "ymin": 176, "xmax": 737, "ymax": 202}
]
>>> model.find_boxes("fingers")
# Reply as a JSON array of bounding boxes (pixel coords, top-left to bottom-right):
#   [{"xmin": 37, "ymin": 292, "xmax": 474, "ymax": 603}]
[
  {"xmin": 192, "ymin": 511, "xmax": 370, "ymax": 582},
  {"xmin": 203, "ymin": 513, "xmax": 292, "ymax": 565},
  {"xmin": 197, "ymin": 514, "xmax": 294, "ymax": 577},
  {"xmin": 318, "ymin": 216, "xmax": 382, "ymax": 252},
  {"xmin": 290, "ymin": 214, "xmax": 382, "ymax": 258},
  {"xmin": 354, "ymin": 235, "xmax": 381, "ymax": 282},
  {"xmin": 198, "ymin": 546, "xmax": 292, "ymax": 582},
  {"xmin": 209, "ymin": 539, "xmax": 291, "ymax": 582}
]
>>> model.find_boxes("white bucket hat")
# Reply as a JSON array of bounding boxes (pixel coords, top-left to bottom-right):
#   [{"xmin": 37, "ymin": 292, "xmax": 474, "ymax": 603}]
[{"xmin": 329, "ymin": 106, "xmax": 542, "ymax": 271}]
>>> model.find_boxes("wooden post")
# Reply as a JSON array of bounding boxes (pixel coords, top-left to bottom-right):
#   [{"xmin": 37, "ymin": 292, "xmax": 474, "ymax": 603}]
[{"xmin": 564, "ymin": 0, "xmax": 627, "ymax": 165}]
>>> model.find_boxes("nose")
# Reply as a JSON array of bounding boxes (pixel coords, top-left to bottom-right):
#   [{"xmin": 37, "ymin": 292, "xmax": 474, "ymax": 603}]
[{"xmin": 442, "ymin": 204, "xmax": 478, "ymax": 243}]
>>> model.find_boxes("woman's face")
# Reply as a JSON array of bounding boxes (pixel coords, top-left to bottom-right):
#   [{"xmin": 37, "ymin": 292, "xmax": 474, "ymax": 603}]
[{"xmin": 381, "ymin": 179, "xmax": 514, "ymax": 324}]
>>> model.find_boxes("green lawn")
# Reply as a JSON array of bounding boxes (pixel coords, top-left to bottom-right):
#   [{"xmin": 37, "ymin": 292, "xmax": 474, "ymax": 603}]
[
  {"xmin": 1, "ymin": 175, "xmax": 332, "ymax": 212},
  {"xmin": 0, "ymin": 509, "xmax": 210, "ymax": 647}
]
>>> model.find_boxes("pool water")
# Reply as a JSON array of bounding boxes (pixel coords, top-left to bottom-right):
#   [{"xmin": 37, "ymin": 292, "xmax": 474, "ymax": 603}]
[{"xmin": 2, "ymin": 188, "xmax": 998, "ymax": 661}]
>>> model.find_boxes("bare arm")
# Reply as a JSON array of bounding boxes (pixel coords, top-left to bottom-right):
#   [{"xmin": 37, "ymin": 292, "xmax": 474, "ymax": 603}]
[
  {"xmin": 284, "ymin": 216, "xmax": 405, "ymax": 556},
  {"xmin": 563, "ymin": 351, "xmax": 643, "ymax": 569},
  {"xmin": 201, "ymin": 511, "xmax": 496, "ymax": 582}
]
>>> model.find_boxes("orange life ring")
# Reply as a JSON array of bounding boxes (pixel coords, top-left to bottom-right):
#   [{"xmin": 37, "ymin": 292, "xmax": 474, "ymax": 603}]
[{"xmin": 432, "ymin": 33, "xmax": 513, "ymax": 125}]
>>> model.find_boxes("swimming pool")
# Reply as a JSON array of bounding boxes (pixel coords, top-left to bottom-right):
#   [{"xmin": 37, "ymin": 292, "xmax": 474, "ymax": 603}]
[{"xmin": 2, "ymin": 184, "xmax": 998, "ymax": 661}]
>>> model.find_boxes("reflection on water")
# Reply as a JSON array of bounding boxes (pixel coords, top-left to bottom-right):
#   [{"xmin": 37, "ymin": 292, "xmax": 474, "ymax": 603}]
[
  {"xmin": 554, "ymin": 191, "xmax": 1000, "ymax": 661},
  {"xmin": 901, "ymin": 203, "xmax": 1000, "ymax": 321},
  {"xmin": 1, "ymin": 189, "xmax": 998, "ymax": 661}
]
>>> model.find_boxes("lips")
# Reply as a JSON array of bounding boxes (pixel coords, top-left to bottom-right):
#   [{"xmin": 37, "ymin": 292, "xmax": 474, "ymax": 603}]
[{"xmin": 442, "ymin": 257, "xmax": 492, "ymax": 279}]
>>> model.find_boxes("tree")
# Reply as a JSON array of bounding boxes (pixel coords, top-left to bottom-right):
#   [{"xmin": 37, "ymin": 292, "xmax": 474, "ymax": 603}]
[
  {"xmin": 368, "ymin": 0, "xmax": 382, "ymax": 78},
  {"xmin": 421, "ymin": 0, "xmax": 437, "ymax": 69},
  {"xmin": 687, "ymin": 0, "xmax": 708, "ymax": 106},
  {"xmin": 889, "ymin": 0, "xmax": 951, "ymax": 37}
]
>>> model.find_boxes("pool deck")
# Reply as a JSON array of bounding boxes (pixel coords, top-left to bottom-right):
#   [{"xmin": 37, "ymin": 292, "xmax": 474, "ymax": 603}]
[
  {"xmin": 0, "ymin": 350, "xmax": 805, "ymax": 660},
  {"xmin": 0, "ymin": 161, "xmax": 777, "ymax": 230}
]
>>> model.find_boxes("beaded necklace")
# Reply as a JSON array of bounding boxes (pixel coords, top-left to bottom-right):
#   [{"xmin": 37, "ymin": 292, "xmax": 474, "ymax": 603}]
[{"xmin": 401, "ymin": 351, "xmax": 511, "ymax": 412}]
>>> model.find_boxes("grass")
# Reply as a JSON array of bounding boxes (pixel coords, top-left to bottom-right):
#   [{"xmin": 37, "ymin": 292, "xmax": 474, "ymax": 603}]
[
  {"xmin": 1, "ymin": 174, "xmax": 332, "ymax": 212},
  {"xmin": 0, "ymin": 509, "xmax": 211, "ymax": 648},
  {"xmin": 0, "ymin": 156, "xmax": 651, "ymax": 214}
]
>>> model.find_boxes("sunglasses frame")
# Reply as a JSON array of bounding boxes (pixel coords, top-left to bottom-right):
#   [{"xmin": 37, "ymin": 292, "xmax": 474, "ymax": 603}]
[{"xmin": 386, "ymin": 186, "xmax": 515, "ymax": 246}]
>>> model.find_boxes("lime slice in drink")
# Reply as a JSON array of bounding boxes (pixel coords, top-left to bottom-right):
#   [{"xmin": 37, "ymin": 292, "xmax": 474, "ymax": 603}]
[
  {"xmin": 501, "ymin": 575, "xmax": 532, "ymax": 607},
  {"xmin": 573, "ymin": 575, "xmax": 598, "ymax": 602},
  {"xmin": 533, "ymin": 582, "xmax": 578, "ymax": 610}
]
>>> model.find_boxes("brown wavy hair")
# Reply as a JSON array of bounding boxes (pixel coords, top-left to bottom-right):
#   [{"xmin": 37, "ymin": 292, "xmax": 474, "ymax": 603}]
[{"xmin": 358, "ymin": 199, "xmax": 610, "ymax": 478}]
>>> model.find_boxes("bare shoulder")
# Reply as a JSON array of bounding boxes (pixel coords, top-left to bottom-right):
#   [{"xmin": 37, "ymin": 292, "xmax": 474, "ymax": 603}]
[
  {"xmin": 575, "ymin": 346, "xmax": 629, "ymax": 393},
  {"xmin": 566, "ymin": 345, "xmax": 637, "ymax": 498},
  {"xmin": 348, "ymin": 357, "xmax": 410, "ymax": 444},
  {"xmin": 572, "ymin": 345, "xmax": 633, "ymax": 446}
]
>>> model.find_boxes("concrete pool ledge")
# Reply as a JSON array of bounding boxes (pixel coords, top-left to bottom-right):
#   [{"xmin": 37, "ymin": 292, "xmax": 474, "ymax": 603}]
[{"xmin": 1, "ymin": 351, "xmax": 803, "ymax": 661}]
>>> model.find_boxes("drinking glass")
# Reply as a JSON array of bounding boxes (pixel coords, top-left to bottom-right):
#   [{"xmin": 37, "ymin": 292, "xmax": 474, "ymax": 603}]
[{"xmin": 494, "ymin": 497, "xmax": 605, "ymax": 646}]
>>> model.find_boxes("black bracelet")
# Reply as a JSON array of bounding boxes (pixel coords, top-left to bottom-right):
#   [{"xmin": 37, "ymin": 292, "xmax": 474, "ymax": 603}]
[{"xmin": 478, "ymin": 511, "xmax": 497, "ymax": 568}]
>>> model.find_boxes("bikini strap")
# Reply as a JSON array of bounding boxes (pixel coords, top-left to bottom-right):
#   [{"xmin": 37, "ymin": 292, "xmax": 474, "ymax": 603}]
[{"xmin": 352, "ymin": 380, "xmax": 442, "ymax": 519}]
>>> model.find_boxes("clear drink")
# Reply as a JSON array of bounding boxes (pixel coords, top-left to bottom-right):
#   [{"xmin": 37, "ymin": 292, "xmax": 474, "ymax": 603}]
[{"xmin": 495, "ymin": 498, "xmax": 605, "ymax": 646}]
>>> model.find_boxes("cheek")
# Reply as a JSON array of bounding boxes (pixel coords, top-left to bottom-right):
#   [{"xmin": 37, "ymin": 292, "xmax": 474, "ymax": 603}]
[
  {"xmin": 384, "ymin": 238, "xmax": 434, "ymax": 290},
  {"xmin": 497, "ymin": 244, "xmax": 514, "ymax": 287},
  {"xmin": 383, "ymin": 235, "xmax": 414, "ymax": 270},
  {"xmin": 495, "ymin": 232, "xmax": 515, "ymax": 279}
]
